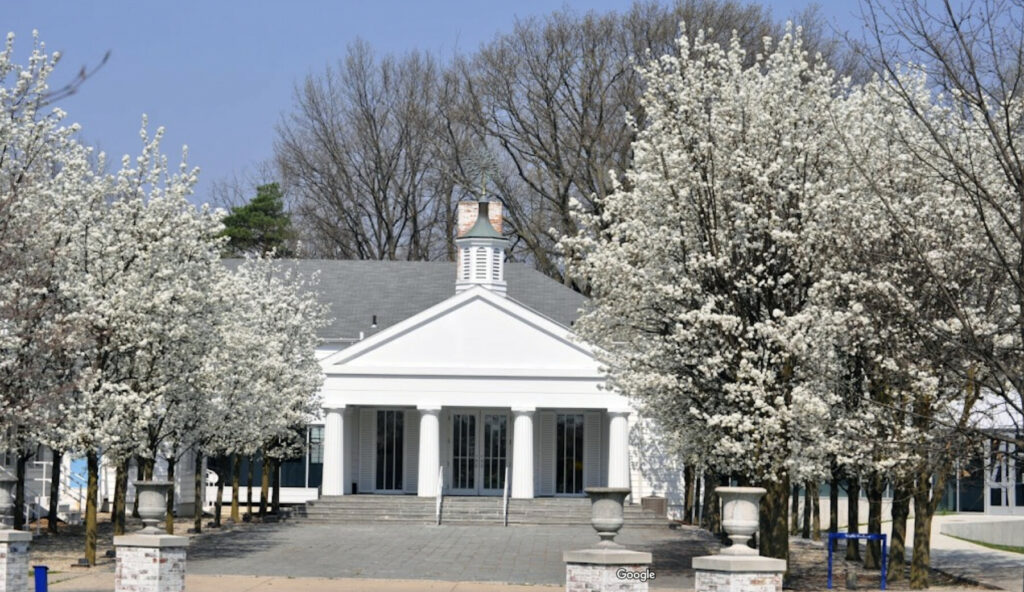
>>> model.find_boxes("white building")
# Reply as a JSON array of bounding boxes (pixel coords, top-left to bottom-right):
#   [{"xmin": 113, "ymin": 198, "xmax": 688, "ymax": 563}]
[{"xmin": 274, "ymin": 201, "xmax": 684, "ymax": 506}]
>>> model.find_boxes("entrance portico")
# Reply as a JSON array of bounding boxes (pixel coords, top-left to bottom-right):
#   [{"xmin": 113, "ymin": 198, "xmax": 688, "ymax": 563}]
[
  {"xmin": 316, "ymin": 270, "xmax": 637, "ymax": 501},
  {"xmin": 320, "ymin": 403, "xmax": 631, "ymax": 499}
]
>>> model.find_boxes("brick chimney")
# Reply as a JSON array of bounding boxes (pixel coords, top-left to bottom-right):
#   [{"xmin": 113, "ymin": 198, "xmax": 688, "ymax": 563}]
[{"xmin": 457, "ymin": 201, "xmax": 503, "ymax": 237}]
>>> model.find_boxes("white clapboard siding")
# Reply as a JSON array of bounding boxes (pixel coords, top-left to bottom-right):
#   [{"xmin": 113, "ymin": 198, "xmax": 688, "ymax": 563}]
[
  {"xmin": 584, "ymin": 411, "xmax": 602, "ymax": 487},
  {"xmin": 538, "ymin": 412, "xmax": 555, "ymax": 496},
  {"xmin": 359, "ymin": 408, "xmax": 375, "ymax": 493},
  {"xmin": 404, "ymin": 409, "xmax": 419, "ymax": 493}
]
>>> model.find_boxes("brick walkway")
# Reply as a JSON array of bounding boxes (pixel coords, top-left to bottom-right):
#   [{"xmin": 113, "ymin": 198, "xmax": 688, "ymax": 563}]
[{"xmin": 184, "ymin": 522, "xmax": 717, "ymax": 589}]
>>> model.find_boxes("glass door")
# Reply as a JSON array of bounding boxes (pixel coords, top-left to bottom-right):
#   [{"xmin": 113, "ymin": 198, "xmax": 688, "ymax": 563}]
[
  {"xmin": 481, "ymin": 413, "xmax": 508, "ymax": 495},
  {"xmin": 451, "ymin": 413, "xmax": 477, "ymax": 494},
  {"xmin": 375, "ymin": 410, "xmax": 404, "ymax": 492},
  {"xmin": 556, "ymin": 413, "xmax": 584, "ymax": 495},
  {"xmin": 450, "ymin": 411, "xmax": 508, "ymax": 495}
]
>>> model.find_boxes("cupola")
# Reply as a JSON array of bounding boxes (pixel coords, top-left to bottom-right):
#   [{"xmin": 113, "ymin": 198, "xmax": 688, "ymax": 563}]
[{"xmin": 456, "ymin": 200, "xmax": 508, "ymax": 296}]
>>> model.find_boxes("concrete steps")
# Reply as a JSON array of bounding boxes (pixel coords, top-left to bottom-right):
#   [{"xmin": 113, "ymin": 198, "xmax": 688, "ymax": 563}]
[{"xmin": 292, "ymin": 495, "xmax": 671, "ymax": 527}]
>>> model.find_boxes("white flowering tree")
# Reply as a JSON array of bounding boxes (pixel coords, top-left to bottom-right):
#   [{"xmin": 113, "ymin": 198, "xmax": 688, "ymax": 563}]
[
  {"xmin": 0, "ymin": 33, "xmax": 107, "ymax": 530},
  {"xmin": 565, "ymin": 25, "xmax": 851, "ymax": 562},
  {"xmin": 825, "ymin": 66, "xmax": 1004, "ymax": 586},
  {"xmin": 52, "ymin": 120, "xmax": 226, "ymax": 559},
  {"xmin": 197, "ymin": 257, "xmax": 326, "ymax": 526}
]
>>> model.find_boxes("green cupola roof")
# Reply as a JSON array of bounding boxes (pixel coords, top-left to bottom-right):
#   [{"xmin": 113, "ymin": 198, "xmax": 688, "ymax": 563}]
[{"xmin": 462, "ymin": 201, "xmax": 505, "ymax": 240}]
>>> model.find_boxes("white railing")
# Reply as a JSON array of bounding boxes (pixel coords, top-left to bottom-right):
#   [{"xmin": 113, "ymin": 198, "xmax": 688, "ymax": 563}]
[
  {"xmin": 502, "ymin": 465, "xmax": 510, "ymax": 527},
  {"xmin": 435, "ymin": 465, "xmax": 444, "ymax": 526}
]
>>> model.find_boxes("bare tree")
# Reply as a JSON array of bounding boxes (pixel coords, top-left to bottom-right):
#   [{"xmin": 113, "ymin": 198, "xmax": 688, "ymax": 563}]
[
  {"xmin": 276, "ymin": 41, "xmax": 457, "ymax": 261},
  {"xmin": 455, "ymin": 1, "xmax": 860, "ymax": 287}
]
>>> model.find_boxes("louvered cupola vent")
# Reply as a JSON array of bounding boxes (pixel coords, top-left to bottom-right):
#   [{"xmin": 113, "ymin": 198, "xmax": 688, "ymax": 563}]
[{"xmin": 455, "ymin": 200, "xmax": 508, "ymax": 296}]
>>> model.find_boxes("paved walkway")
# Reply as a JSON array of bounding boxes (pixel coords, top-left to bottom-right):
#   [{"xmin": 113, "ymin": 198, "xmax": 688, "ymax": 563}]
[
  {"xmin": 903, "ymin": 514, "xmax": 1024, "ymax": 591},
  {"xmin": 49, "ymin": 573, "xmax": 568, "ymax": 592},
  {"xmin": 44, "ymin": 513, "xmax": 1024, "ymax": 591},
  {"xmin": 187, "ymin": 522, "xmax": 712, "ymax": 589},
  {"xmin": 50, "ymin": 522, "xmax": 714, "ymax": 591}
]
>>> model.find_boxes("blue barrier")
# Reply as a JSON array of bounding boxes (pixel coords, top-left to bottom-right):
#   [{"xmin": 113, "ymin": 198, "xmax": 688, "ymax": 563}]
[
  {"xmin": 33, "ymin": 565, "xmax": 48, "ymax": 592},
  {"xmin": 827, "ymin": 532, "xmax": 887, "ymax": 590}
]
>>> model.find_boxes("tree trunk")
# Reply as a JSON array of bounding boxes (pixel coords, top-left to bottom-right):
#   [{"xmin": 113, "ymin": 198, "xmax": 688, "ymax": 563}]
[
  {"xmin": 112, "ymin": 457, "xmax": 128, "ymax": 535},
  {"xmin": 864, "ymin": 472, "xmax": 883, "ymax": 569},
  {"xmin": 829, "ymin": 471, "xmax": 839, "ymax": 533},
  {"xmin": 165, "ymin": 456, "xmax": 176, "ymax": 534},
  {"xmin": 845, "ymin": 477, "xmax": 861, "ymax": 561},
  {"xmin": 810, "ymin": 480, "xmax": 821, "ymax": 541},
  {"xmin": 85, "ymin": 451, "xmax": 99, "ymax": 566},
  {"xmin": 214, "ymin": 457, "xmax": 225, "ymax": 528},
  {"xmin": 692, "ymin": 472, "xmax": 702, "ymax": 524},
  {"xmin": 802, "ymin": 481, "xmax": 812, "ymax": 539},
  {"xmin": 194, "ymin": 451, "xmax": 204, "ymax": 533},
  {"xmin": 246, "ymin": 455, "xmax": 254, "ymax": 518},
  {"xmin": 132, "ymin": 458, "xmax": 142, "ymax": 518},
  {"xmin": 47, "ymin": 449, "xmax": 62, "ymax": 534},
  {"xmin": 271, "ymin": 458, "xmax": 280, "ymax": 515},
  {"xmin": 790, "ymin": 483, "xmax": 800, "ymax": 535},
  {"xmin": 259, "ymin": 454, "xmax": 270, "ymax": 518},
  {"xmin": 683, "ymin": 465, "xmax": 695, "ymax": 524},
  {"xmin": 759, "ymin": 475, "xmax": 790, "ymax": 563},
  {"xmin": 230, "ymin": 453, "xmax": 241, "ymax": 522},
  {"xmin": 13, "ymin": 451, "xmax": 28, "ymax": 530},
  {"xmin": 888, "ymin": 478, "xmax": 910, "ymax": 583},
  {"xmin": 910, "ymin": 470, "xmax": 934, "ymax": 589},
  {"xmin": 701, "ymin": 472, "xmax": 722, "ymax": 533}
]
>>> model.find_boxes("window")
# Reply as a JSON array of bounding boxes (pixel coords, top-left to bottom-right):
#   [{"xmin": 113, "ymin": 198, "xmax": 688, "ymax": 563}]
[
  {"xmin": 556, "ymin": 414, "xmax": 584, "ymax": 495},
  {"xmin": 376, "ymin": 410, "xmax": 404, "ymax": 491},
  {"xmin": 309, "ymin": 426, "xmax": 324, "ymax": 463}
]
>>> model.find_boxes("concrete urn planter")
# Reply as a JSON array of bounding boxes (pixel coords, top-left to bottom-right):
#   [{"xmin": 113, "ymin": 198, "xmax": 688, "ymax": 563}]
[
  {"xmin": 584, "ymin": 486, "xmax": 631, "ymax": 548},
  {"xmin": 0, "ymin": 474, "xmax": 15, "ymax": 527},
  {"xmin": 134, "ymin": 480, "xmax": 173, "ymax": 534},
  {"xmin": 716, "ymin": 486, "xmax": 765, "ymax": 555}
]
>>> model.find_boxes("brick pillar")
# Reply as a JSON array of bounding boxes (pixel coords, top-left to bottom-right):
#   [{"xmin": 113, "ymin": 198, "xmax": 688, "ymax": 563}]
[
  {"xmin": 564, "ymin": 548, "xmax": 653, "ymax": 592},
  {"xmin": 114, "ymin": 534, "xmax": 188, "ymax": 592},
  {"xmin": 0, "ymin": 530, "xmax": 31, "ymax": 592},
  {"xmin": 693, "ymin": 556, "xmax": 786, "ymax": 592}
]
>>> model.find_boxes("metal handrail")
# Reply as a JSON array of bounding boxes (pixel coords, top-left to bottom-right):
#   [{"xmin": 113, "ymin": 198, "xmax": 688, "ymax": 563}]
[
  {"xmin": 502, "ymin": 465, "xmax": 510, "ymax": 527},
  {"xmin": 435, "ymin": 465, "xmax": 444, "ymax": 526}
]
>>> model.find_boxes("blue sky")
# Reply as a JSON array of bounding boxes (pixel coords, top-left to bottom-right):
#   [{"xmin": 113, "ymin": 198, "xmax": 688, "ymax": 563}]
[{"xmin": 6, "ymin": 1, "xmax": 858, "ymax": 205}]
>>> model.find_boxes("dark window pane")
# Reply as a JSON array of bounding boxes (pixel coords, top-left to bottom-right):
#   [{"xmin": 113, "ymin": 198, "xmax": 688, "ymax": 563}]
[
  {"xmin": 280, "ymin": 458, "xmax": 306, "ymax": 488},
  {"xmin": 376, "ymin": 410, "xmax": 404, "ymax": 491},
  {"xmin": 309, "ymin": 426, "xmax": 324, "ymax": 463},
  {"xmin": 555, "ymin": 414, "xmax": 584, "ymax": 494}
]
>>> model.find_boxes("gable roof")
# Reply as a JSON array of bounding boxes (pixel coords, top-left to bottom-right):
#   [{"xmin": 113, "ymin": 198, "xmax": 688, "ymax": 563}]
[
  {"xmin": 322, "ymin": 285, "xmax": 599, "ymax": 375},
  {"xmin": 224, "ymin": 259, "xmax": 585, "ymax": 341}
]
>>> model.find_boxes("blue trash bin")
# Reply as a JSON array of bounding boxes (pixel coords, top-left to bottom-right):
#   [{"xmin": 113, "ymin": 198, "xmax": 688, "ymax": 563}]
[{"xmin": 33, "ymin": 565, "xmax": 48, "ymax": 592}]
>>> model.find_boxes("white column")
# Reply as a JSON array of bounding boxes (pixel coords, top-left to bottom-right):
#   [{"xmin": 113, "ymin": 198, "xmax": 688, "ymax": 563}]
[
  {"xmin": 511, "ymin": 408, "xmax": 535, "ymax": 499},
  {"xmin": 607, "ymin": 410, "xmax": 631, "ymax": 489},
  {"xmin": 417, "ymin": 407, "xmax": 442, "ymax": 497},
  {"xmin": 321, "ymin": 405, "xmax": 346, "ymax": 496}
]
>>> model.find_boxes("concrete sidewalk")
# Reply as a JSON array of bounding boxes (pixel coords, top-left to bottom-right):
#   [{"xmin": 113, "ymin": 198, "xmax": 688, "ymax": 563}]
[
  {"xmin": 875, "ymin": 514, "xmax": 1024, "ymax": 591},
  {"xmin": 47, "ymin": 572, "xmax": 685, "ymax": 592}
]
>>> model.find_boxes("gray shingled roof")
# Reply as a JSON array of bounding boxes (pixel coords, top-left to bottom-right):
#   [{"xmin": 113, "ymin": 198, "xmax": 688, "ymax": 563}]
[{"xmin": 225, "ymin": 259, "xmax": 586, "ymax": 340}]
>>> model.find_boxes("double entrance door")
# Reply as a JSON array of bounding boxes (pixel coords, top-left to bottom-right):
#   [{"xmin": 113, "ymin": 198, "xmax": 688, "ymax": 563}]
[{"xmin": 449, "ymin": 410, "xmax": 508, "ymax": 495}]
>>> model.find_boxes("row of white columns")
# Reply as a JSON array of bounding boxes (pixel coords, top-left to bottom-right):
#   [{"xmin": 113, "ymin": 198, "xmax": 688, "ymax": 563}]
[{"xmin": 320, "ymin": 406, "xmax": 631, "ymax": 498}]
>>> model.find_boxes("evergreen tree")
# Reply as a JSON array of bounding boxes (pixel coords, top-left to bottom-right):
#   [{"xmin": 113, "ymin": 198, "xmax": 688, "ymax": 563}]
[{"xmin": 221, "ymin": 182, "xmax": 294, "ymax": 256}]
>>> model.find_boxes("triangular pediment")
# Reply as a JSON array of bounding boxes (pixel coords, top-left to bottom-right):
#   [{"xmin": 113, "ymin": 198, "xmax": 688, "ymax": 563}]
[{"xmin": 322, "ymin": 287, "xmax": 599, "ymax": 376}]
